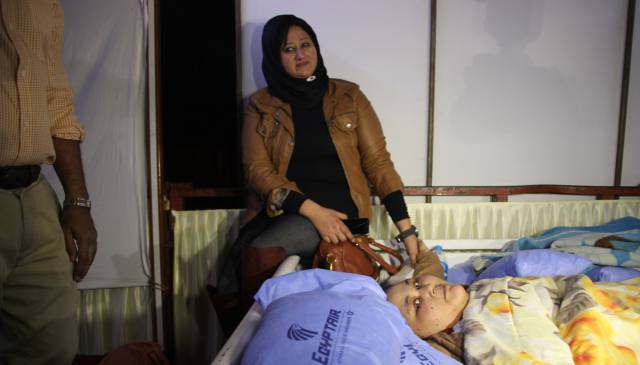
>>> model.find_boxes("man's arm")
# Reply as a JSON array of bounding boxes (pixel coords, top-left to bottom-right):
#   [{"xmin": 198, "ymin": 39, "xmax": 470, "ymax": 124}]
[
  {"xmin": 48, "ymin": 1, "xmax": 96, "ymax": 282},
  {"xmin": 53, "ymin": 138, "xmax": 97, "ymax": 282}
]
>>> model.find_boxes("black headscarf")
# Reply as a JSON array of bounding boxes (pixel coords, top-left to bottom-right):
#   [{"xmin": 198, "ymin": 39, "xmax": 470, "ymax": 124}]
[{"xmin": 261, "ymin": 15, "xmax": 329, "ymax": 108}]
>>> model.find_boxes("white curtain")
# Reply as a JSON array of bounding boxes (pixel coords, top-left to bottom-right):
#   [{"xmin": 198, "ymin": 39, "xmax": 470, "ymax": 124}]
[
  {"xmin": 44, "ymin": 0, "xmax": 151, "ymax": 289},
  {"xmin": 40, "ymin": 0, "xmax": 157, "ymax": 354}
]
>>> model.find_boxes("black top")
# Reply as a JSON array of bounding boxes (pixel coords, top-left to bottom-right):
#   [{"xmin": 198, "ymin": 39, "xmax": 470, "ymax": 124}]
[
  {"xmin": 281, "ymin": 103, "xmax": 409, "ymax": 223},
  {"xmin": 284, "ymin": 104, "xmax": 358, "ymax": 218}
]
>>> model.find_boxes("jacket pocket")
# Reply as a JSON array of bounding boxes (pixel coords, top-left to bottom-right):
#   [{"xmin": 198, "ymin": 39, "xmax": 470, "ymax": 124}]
[
  {"xmin": 257, "ymin": 115, "xmax": 281, "ymax": 142},
  {"xmin": 332, "ymin": 113, "xmax": 359, "ymax": 149},
  {"xmin": 258, "ymin": 114, "xmax": 288, "ymax": 165},
  {"xmin": 334, "ymin": 113, "xmax": 358, "ymax": 131}
]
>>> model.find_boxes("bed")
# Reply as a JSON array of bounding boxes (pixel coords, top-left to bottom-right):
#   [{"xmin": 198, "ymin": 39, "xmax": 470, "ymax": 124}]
[{"xmin": 165, "ymin": 184, "xmax": 640, "ymax": 364}]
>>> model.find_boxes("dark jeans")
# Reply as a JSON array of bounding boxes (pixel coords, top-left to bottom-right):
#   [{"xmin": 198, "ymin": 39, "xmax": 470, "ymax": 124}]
[
  {"xmin": 250, "ymin": 213, "xmax": 320, "ymax": 257},
  {"xmin": 210, "ymin": 211, "xmax": 321, "ymax": 334},
  {"xmin": 214, "ymin": 211, "xmax": 320, "ymax": 295}
]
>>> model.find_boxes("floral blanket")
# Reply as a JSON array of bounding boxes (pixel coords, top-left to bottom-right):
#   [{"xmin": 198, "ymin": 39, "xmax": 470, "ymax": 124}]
[{"xmin": 462, "ymin": 275, "xmax": 640, "ymax": 365}]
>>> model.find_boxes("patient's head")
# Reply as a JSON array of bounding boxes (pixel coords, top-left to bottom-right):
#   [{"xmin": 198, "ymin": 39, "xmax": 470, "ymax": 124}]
[{"xmin": 386, "ymin": 274, "xmax": 469, "ymax": 338}]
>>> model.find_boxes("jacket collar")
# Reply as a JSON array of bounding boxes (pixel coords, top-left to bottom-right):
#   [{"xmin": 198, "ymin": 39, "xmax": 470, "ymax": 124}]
[{"xmin": 258, "ymin": 79, "xmax": 351, "ymax": 122}]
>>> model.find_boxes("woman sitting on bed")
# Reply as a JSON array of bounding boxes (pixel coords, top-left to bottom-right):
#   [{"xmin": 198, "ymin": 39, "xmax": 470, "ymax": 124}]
[
  {"xmin": 386, "ymin": 245, "xmax": 640, "ymax": 364},
  {"xmin": 231, "ymin": 14, "xmax": 420, "ymax": 307}
]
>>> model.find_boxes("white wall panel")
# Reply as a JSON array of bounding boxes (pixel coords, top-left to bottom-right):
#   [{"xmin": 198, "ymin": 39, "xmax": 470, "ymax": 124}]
[
  {"xmin": 241, "ymin": 0, "xmax": 635, "ymax": 199},
  {"xmin": 433, "ymin": 0, "xmax": 627, "ymax": 187},
  {"xmin": 44, "ymin": 0, "xmax": 150, "ymax": 288}
]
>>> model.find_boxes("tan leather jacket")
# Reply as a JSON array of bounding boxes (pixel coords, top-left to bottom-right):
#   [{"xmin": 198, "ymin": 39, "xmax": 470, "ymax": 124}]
[{"xmin": 242, "ymin": 79, "xmax": 404, "ymax": 219}]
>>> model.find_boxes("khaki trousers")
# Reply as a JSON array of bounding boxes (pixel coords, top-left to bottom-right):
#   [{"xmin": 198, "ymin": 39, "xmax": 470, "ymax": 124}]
[{"xmin": 0, "ymin": 175, "xmax": 78, "ymax": 365}]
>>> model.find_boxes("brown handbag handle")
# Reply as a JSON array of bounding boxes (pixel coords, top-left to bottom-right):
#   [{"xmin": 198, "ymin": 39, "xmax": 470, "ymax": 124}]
[{"xmin": 353, "ymin": 237, "xmax": 404, "ymax": 275}]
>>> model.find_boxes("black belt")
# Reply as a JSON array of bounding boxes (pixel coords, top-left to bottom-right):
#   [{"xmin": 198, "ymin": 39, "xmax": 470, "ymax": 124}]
[{"xmin": 0, "ymin": 165, "xmax": 41, "ymax": 189}]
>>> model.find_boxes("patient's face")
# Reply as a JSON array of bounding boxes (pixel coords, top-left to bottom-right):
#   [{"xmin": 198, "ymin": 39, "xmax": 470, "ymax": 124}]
[{"xmin": 386, "ymin": 274, "xmax": 469, "ymax": 338}]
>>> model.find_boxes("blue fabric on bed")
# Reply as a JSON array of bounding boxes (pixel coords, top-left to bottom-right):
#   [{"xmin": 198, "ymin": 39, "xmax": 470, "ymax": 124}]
[
  {"xmin": 469, "ymin": 217, "xmax": 640, "ymax": 277},
  {"xmin": 504, "ymin": 216, "xmax": 640, "ymax": 251},
  {"xmin": 242, "ymin": 269, "xmax": 460, "ymax": 365},
  {"xmin": 476, "ymin": 249, "xmax": 593, "ymax": 280},
  {"xmin": 447, "ymin": 263, "xmax": 477, "ymax": 285},
  {"xmin": 585, "ymin": 265, "xmax": 640, "ymax": 282}
]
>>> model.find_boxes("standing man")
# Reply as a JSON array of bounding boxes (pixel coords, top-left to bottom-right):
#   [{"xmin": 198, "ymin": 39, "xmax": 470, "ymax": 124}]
[{"xmin": 0, "ymin": 1, "xmax": 98, "ymax": 364}]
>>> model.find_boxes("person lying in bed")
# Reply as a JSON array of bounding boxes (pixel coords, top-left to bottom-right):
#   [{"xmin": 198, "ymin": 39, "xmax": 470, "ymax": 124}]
[
  {"xmin": 386, "ymin": 245, "xmax": 640, "ymax": 364},
  {"xmin": 386, "ymin": 246, "xmax": 468, "ymax": 362}
]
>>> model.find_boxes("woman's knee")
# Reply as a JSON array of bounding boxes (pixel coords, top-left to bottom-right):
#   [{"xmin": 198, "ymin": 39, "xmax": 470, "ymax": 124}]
[{"xmin": 250, "ymin": 214, "xmax": 320, "ymax": 256}]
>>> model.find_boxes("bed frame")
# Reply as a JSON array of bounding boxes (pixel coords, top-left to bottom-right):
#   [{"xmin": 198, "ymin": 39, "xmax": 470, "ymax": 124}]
[{"xmin": 160, "ymin": 183, "xmax": 640, "ymax": 364}]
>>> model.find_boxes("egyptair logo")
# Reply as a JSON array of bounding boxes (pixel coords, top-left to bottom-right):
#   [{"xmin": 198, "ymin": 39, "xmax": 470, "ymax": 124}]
[{"xmin": 287, "ymin": 323, "xmax": 318, "ymax": 341}]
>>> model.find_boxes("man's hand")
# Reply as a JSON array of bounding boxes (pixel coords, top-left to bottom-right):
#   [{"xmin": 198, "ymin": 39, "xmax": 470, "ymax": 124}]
[
  {"xmin": 61, "ymin": 205, "xmax": 97, "ymax": 282},
  {"xmin": 299, "ymin": 200, "xmax": 353, "ymax": 243},
  {"xmin": 53, "ymin": 137, "xmax": 98, "ymax": 282}
]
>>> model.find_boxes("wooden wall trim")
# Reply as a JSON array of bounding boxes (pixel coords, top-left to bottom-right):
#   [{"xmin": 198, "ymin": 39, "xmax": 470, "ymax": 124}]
[
  {"xmin": 165, "ymin": 183, "xmax": 640, "ymax": 211},
  {"xmin": 614, "ymin": 0, "xmax": 636, "ymax": 186},
  {"xmin": 426, "ymin": 0, "xmax": 438, "ymax": 203},
  {"xmin": 403, "ymin": 185, "xmax": 640, "ymax": 201}
]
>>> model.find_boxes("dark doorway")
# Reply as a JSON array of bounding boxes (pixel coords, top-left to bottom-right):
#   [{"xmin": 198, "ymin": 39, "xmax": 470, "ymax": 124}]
[{"xmin": 159, "ymin": 0, "xmax": 242, "ymax": 209}]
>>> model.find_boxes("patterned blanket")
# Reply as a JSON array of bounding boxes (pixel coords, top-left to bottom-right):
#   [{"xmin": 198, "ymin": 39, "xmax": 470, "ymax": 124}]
[
  {"xmin": 462, "ymin": 275, "xmax": 640, "ymax": 365},
  {"xmin": 472, "ymin": 216, "xmax": 640, "ymax": 273}
]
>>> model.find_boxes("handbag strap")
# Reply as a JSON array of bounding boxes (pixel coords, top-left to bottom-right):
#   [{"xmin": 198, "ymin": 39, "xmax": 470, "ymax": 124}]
[{"xmin": 353, "ymin": 237, "xmax": 404, "ymax": 275}]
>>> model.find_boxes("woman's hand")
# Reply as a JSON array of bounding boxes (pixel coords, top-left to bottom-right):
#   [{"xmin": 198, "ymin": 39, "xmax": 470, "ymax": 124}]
[
  {"xmin": 402, "ymin": 234, "xmax": 419, "ymax": 267},
  {"xmin": 395, "ymin": 218, "xmax": 419, "ymax": 266},
  {"xmin": 299, "ymin": 200, "xmax": 353, "ymax": 244}
]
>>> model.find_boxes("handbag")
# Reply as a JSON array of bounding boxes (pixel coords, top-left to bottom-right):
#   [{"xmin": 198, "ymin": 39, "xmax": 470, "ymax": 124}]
[{"xmin": 312, "ymin": 236, "xmax": 404, "ymax": 279}]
